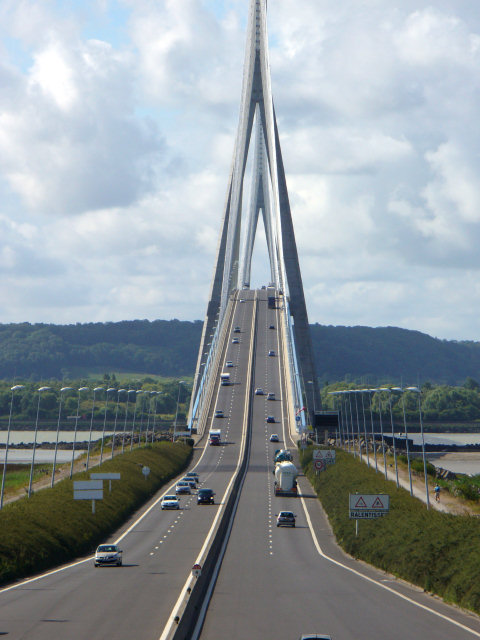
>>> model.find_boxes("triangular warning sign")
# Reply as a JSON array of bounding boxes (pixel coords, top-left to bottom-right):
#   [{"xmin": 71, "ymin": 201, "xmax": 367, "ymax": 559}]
[
  {"xmin": 354, "ymin": 497, "xmax": 367, "ymax": 508},
  {"xmin": 372, "ymin": 497, "xmax": 384, "ymax": 509}
]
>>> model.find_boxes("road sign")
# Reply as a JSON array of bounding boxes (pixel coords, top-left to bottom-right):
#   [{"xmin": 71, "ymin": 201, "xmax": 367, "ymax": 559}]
[
  {"xmin": 349, "ymin": 494, "xmax": 389, "ymax": 519},
  {"xmin": 142, "ymin": 466, "xmax": 150, "ymax": 478},
  {"xmin": 192, "ymin": 563, "xmax": 202, "ymax": 578},
  {"xmin": 313, "ymin": 449, "xmax": 336, "ymax": 462},
  {"xmin": 90, "ymin": 473, "xmax": 121, "ymax": 480},
  {"xmin": 74, "ymin": 480, "xmax": 103, "ymax": 513},
  {"xmin": 314, "ymin": 459, "xmax": 326, "ymax": 472}
]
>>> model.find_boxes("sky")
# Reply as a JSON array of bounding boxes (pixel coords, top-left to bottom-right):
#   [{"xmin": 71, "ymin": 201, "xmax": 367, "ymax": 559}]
[{"xmin": 1, "ymin": 0, "xmax": 480, "ymax": 341}]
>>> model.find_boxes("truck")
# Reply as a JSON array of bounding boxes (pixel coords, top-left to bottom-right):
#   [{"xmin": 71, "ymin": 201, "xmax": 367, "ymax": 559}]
[
  {"xmin": 220, "ymin": 373, "xmax": 231, "ymax": 386},
  {"xmin": 267, "ymin": 295, "xmax": 276, "ymax": 309},
  {"xmin": 209, "ymin": 429, "xmax": 221, "ymax": 446},
  {"xmin": 274, "ymin": 461, "xmax": 298, "ymax": 496}
]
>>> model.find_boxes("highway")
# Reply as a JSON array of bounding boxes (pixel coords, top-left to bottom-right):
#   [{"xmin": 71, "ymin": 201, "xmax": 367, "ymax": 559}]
[
  {"xmin": 2, "ymin": 290, "xmax": 480, "ymax": 640},
  {"xmin": 0, "ymin": 293, "xmax": 255, "ymax": 640}
]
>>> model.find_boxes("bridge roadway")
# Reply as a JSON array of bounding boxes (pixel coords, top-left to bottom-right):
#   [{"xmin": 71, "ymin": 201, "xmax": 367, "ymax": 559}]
[
  {"xmin": 2, "ymin": 292, "xmax": 480, "ymax": 639},
  {"xmin": 199, "ymin": 292, "xmax": 480, "ymax": 640},
  {"xmin": 0, "ymin": 292, "xmax": 256, "ymax": 640}
]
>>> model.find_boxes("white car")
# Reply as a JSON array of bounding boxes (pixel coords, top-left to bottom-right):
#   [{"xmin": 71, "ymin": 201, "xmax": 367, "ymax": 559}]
[
  {"xmin": 226, "ymin": 361, "xmax": 233, "ymax": 367},
  {"xmin": 94, "ymin": 544, "xmax": 123, "ymax": 567},
  {"xmin": 175, "ymin": 482, "xmax": 192, "ymax": 495},
  {"xmin": 161, "ymin": 495, "xmax": 180, "ymax": 510}
]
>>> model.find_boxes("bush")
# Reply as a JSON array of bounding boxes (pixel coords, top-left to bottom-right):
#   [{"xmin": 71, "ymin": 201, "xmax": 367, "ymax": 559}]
[
  {"xmin": 0, "ymin": 441, "xmax": 192, "ymax": 586},
  {"xmin": 301, "ymin": 447, "xmax": 480, "ymax": 614}
]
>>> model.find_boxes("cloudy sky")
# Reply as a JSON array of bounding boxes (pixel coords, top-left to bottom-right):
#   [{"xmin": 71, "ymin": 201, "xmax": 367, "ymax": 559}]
[{"xmin": 1, "ymin": 0, "xmax": 480, "ymax": 341}]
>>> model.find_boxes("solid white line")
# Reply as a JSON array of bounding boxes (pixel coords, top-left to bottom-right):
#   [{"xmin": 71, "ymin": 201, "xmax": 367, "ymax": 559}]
[{"xmin": 299, "ymin": 493, "xmax": 480, "ymax": 637}]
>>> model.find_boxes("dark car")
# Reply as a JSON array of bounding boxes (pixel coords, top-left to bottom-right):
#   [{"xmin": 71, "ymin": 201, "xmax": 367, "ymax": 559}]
[
  {"xmin": 197, "ymin": 488, "xmax": 215, "ymax": 504},
  {"xmin": 269, "ymin": 324, "xmax": 275, "ymax": 329},
  {"xmin": 266, "ymin": 416, "xmax": 275, "ymax": 423},
  {"xmin": 299, "ymin": 635, "xmax": 332, "ymax": 640}
]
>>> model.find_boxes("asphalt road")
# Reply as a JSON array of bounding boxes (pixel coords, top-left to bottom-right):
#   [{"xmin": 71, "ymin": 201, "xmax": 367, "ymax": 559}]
[
  {"xmin": 199, "ymin": 292, "xmax": 480, "ymax": 640},
  {"xmin": 3, "ymin": 290, "xmax": 480, "ymax": 640},
  {"xmin": 0, "ymin": 293, "xmax": 256, "ymax": 640}
]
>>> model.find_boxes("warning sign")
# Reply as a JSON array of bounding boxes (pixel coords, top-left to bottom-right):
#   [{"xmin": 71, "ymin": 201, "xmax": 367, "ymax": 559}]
[{"xmin": 349, "ymin": 494, "xmax": 389, "ymax": 519}]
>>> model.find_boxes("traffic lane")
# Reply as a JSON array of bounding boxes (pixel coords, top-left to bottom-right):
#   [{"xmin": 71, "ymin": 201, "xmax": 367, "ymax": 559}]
[
  {"xmin": 0, "ymin": 300, "xmax": 255, "ymax": 640},
  {"xmin": 294, "ymin": 474, "xmax": 480, "ymax": 639}
]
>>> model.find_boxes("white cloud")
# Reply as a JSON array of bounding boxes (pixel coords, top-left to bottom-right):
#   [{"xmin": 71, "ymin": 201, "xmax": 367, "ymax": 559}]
[{"xmin": 0, "ymin": 0, "xmax": 479, "ymax": 342}]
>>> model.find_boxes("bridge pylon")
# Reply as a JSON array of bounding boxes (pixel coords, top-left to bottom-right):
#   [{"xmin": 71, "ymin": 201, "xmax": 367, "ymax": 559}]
[{"xmin": 190, "ymin": 0, "xmax": 320, "ymax": 431}]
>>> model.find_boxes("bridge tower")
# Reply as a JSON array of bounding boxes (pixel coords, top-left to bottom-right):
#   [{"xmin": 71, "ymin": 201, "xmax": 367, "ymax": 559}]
[{"xmin": 191, "ymin": 0, "xmax": 320, "ymax": 428}]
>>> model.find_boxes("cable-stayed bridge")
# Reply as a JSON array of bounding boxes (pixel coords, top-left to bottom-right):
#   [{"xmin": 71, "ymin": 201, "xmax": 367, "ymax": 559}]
[{"xmin": 188, "ymin": 0, "xmax": 320, "ymax": 440}]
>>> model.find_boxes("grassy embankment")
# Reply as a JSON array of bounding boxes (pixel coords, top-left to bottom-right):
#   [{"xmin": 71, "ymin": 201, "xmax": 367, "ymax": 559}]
[
  {"xmin": 301, "ymin": 447, "xmax": 480, "ymax": 614},
  {"xmin": 0, "ymin": 441, "xmax": 192, "ymax": 587}
]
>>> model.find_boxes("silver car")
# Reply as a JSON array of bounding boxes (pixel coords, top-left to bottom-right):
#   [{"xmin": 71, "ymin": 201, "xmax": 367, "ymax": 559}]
[{"xmin": 94, "ymin": 544, "xmax": 123, "ymax": 567}]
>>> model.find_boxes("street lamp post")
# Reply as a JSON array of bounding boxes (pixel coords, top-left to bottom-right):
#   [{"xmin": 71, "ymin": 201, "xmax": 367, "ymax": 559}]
[
  {"xmin": 353, "ymin": 391, "xmax": 362, "ymax": 460},
  {"xmin": 367, "ymin": 390, "xmax": 378, "ymax": 472},
  {"xmin": 372, "ymin": 389, "xmax": 388, "ymax": 479},
  {"xmin": 0, "ymin": 385, "xmax": 25, "ymax": 509},
  {"xmin": 392, "ymin": 387, "xmax": 413, "ymax": 496},
  {"xmin": 122, "ymin": 391, "xmax": 134, "ymax": 453},
  {"xmin": 382, "ymin": 388, "xmax": 399, "ymax": 488},
  {"xmin": 130, "ymin": 390, "xmax": 143, "ymax": 450},
  {"xmin": 28, "ymin": 386, "xmax": 51, "ymax": 498},
  {"xmin": 86, "ymin": 387, "xmax": 104, "ymax": 470},
  {"xmin": 151, "ymin": 392, "xmax": 160, "ymax": 444},
  {"xmin": 70, "ymin": 387, "xmax": 89, "ymax": 478},
  {"xmin": 100, "ymin": 388, "xmax": 116, "ymax": 465},
  {"xmin": 51, "ymin": 387, "xmax": 73, "ymax": 487},
  {"xmin": 111, "ymin": 389, "xmax": 126, "ymax": 458},
  {"xmin": 347, "ymin": 392, "xmax": 357, "ymax": 457},
  {"xmin": 173, "ymin": 381, "xmax": 185, "ymax": 440},
  {"xmin": 407, "ymin": 387, "xmax": 430, "ymax": 509},
  {"xmin": 359, "ymin": 390, "xmax": 370, "ymax": 467},
  {"xmin": 307, "ymin": 380, "xmax": 317, "ymax": 442}
]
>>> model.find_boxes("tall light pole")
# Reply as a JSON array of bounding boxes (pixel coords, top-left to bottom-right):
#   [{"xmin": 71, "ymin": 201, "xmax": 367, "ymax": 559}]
[
  {"xmin": 100, "ymin": 388, "xmax": 115, "ymax": 464},
  {"xmin": 51, "ymin": 386, "xmax": 73, "ymax": 487},
  {"xmin": 173, "ymin": 381, "xmax": 185, "ymax": 440},
  {"xmin": 359, "ymin": 390, "xmax": 370, "ymax": 467},
  {"xmin": 28, "ymin": 386, "xmax": 51, "ymax": 498},
  {"xmin": 392, "ymin": 387, "xmax": 413, "ymax": 496},
  {"xmin": 70, "ymin": 387, "xmax": 89, "ymax": 478},
  {"xmin": 353, "ymin": 391, "xmax": 362, "ymax": 460},
  {"xmin": 130, "ymin": 390, "xmax": 143, "ymax": 450},
  {"xmin": 86, "ymin": 387, "xmax": 104, "ymax": 470},
  {"xmin": 367, "ymin": 390, "xmax": 378, "ymax": 472},
  {"xmin": 122, "ymin": 390, "xmax": 134, "ymax": 453},
  {"xmin": 382, "ymin": 388, "xmax": 399, "ymax": 488},
  {"xmin": 307, "ymin": 380, "xmax": 317, "ymax": 442},
  {"xmin": 151, "ymin": 392, "xmax": 160, "ymax": 444},
  {"xmin": 111, "ymin": 389, "xmax": 126, "ymax": 458},
  {"xmin": 372, "ymin": 389, "xmax": 388, "ymax": 479},
  {"xmin": 0, "ymin": 385, "xmax": 25, "ymax": 509},
  {"xmin": 407, "ymin": 387, "xmax": 430, "ymax": 509}
]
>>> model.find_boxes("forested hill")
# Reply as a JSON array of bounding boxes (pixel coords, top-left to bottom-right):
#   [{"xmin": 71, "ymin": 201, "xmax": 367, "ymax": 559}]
[{"xmin": 0, "ymin": 319, "xmax": 479, "ymax": 385}]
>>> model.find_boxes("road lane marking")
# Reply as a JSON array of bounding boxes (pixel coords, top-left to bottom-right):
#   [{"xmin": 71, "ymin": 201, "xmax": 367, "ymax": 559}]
[{"xmin": 299, "ymin": 493, "xmax": 480, "ymax": 638}]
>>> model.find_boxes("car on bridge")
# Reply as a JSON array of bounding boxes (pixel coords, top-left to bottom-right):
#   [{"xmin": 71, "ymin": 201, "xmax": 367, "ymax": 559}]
[
  {"xmin": 175, "ymin": 482, "xmax": 192, "ymax": 495},
  {"xmin": 215, "ymin": 409, "xmax": 224, "ymax": 418},
  {"xmin": 268, "ymin": 350, "xmax": 275, "ymax": 356},
  {"xmin": 161, "ymin": 495, "xmax": 180, "ymax": 510},
  {"xmin": 266, "ymin": 415, "xmax": 275, "ymax": 423},
  {"xmin": 255, "ymin": 387, "xmax": 264, "ymax": 395},
  {"xmin": 197, "ymin": 488, "xmax": 215, "ymax": 505},
  {"xmin": 234, "ymin": 326, "xmax": 241, "ymax": 333},
  {"xmin": 270, "ymin": 433, "xmax": 279, "ymax": 442},
  {"xmin": 226, "ymin": 360, "xmax": 234, "ymax": 367},
  {"xmin": 298, "ymin": 635, "xmax": 332, "ymax": 640},
  {"xmin": 267, "ymin": 392, "xmax": 275, "ymax": 400},
  {"xmin": 232, "ymin": 338, "xmax": 240, "ymax": 344},
  {"xmin": 94, "ymin": 544, "xmax": 123, "ymax": 567},
  {"xmin": 185, "ymin": 471, "xmax": 199, "ymax": 483},
  {"xmin": 269, "ymin": 324, "xmax": 275, "ymax": 329},
  {"xmin": 276, "ymin": 511, "xmax": 296, "ymax": 527}
]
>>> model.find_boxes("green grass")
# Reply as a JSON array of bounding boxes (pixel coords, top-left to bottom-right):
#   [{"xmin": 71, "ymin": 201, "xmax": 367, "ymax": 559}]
[
  {"xmin": 0, "ymin": 441, "xmax": 192, "ymax": 586},
  {"xmin": 301, "ymin": 446, "xmax": 480, "ymax": 614},
  {"xmin": 0, "ymin": 464, "xmax": 53, "ymax": 493}
]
